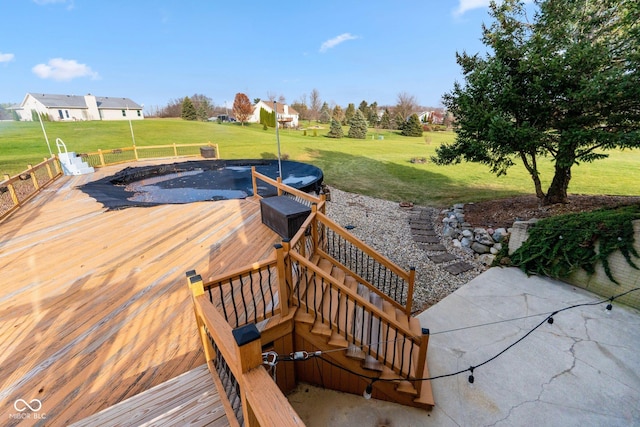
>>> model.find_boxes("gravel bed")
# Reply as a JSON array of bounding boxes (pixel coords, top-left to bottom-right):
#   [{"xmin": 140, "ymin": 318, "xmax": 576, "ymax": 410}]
[{"xmin": 325, "ymin": 187, "xmax": 485, "ymax": 313}]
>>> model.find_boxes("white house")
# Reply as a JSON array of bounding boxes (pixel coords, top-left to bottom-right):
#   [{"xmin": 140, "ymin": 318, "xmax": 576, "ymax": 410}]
[
  {"xmin": 16, "ymin": 93, "xmax": 144, "ymax": 122},
  {"xmin": 249, "ymin": 100, "xmax": 299, "ymax": 128}
]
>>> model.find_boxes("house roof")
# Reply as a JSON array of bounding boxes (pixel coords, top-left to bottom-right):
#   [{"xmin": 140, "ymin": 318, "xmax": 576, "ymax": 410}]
[
  {"xmin": 256, "ymin": 100, "xmax": 298, "ymax": 116},
  {"xmin": 26, "ymin": 93, "xmax": 143, "ymax": 110}
]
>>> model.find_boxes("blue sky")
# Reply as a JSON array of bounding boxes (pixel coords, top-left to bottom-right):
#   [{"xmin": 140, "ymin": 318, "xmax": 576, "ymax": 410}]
[{"xmin": 0, "ymin": 0, "xmax": 504, "ymax": 112}]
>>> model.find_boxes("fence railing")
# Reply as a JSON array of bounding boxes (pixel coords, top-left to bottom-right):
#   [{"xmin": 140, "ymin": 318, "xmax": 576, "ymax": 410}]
[
  {"xmin": 251, "ymin": 167, "xmax": 326, "ymax": 213},
  {"xmin": 81, "ymin": 142, "xmax": 219, "ymax": 168},
  {"xmin": 188, "ymin": 272, "xmax": 304, "ymax": 427},
  {"xmin": 1, "ymin": 157, "xmax": 62, "ymax": 221}
]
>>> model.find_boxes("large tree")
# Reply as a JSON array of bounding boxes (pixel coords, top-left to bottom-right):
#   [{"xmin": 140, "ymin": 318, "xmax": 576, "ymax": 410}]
[
  {"xmin": 181, "ymin": 97, "xmax": 197, "ymax": 121},
  {"xmin": 433, "ymin": 0, "xmax": 640, "ymax": 205},
  {"xmin": 232, "ymin": 93, "xmax": 253, "ymax": 126},
  {"xmin": 394, "ymin": 92, "xmax": 419, "ymax": 121},
  {"xmin": 309, "ymin": 89, "xmax": 322, "ymax": 122},
  {"xmin": 348, "ymin": 110, "xmax": 368, "ymax": 139}
]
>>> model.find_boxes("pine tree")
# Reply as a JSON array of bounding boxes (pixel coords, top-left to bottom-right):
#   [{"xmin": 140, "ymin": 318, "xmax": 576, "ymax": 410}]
[
  {"xmin": 319, "ymin": 102, "xmax": 331, "ymax": 124},
  {"xmin": 326, "ymin": 119, "xmax": 344, "ymax": 138},
  {"xmin": 394, "ymin": 112, "xmax": 406, "ymax": 131},
  {"xmin": 181, "ymin": 97, "xmax": 197, "ymax": 121},
  {"xmin": 332, "ymin": 105, "xmax": 344, "ymax": 124},
  {"xmin": 347, "ymin": 110, "xmax": 368, "ymax": 139},
  {"xmin": 343, "ymin": 103, "xmax": 356, "ymax": 126},
  {"xmin": 401, "ymin": 113, "xmax": 424, "ymax": 137},
  {"xmin": 379, "ymin": 109, "xmax": 392, "ymax": 129}
]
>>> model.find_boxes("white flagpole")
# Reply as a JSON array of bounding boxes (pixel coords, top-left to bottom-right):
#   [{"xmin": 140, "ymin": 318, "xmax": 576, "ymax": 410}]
[
  {"xmin": 37, "ymin": 111, "xmax": 53, "ymax": 156},
  {"xmin": 274, "ymin": 101, "xmax": 282, "ymax": 178}
]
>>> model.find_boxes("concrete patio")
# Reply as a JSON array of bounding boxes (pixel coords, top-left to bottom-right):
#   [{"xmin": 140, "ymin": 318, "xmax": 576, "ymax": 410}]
[{"xmin": 289, "ymin": 267, "xmax": 640, "ymax": 426}]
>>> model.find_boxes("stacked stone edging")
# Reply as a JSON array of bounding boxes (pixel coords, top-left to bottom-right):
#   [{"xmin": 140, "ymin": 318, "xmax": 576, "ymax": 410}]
[{"xmin": 440, "ymin": 203, "xmax": 510, "ymax": 266}]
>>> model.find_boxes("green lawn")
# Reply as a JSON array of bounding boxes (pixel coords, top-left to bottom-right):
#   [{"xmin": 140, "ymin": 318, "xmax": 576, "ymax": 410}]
[{"xmin": 1, "ymin": 119, "xmax": 638, "ymax": 207}]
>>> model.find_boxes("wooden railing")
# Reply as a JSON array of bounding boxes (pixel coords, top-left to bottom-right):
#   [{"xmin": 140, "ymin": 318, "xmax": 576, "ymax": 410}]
[
  {"xmin": 192, "ymin": 255, "xmax": 287, "ymax": 329},
  {"xmin": 188, "ymin": 272, "xmax": 304, "ymax": 427},
  {"xmin": 287, "ymin": 251, "xmax": 426, "ymax": 378},
  {"xmin": 251, "ymin": 167, "xmax": 326, "ymax": 213},
  {"xmin": 81, "ymin": 142, "xmax": 219, "ymax": 168},
  {"xmin": 0, "ymin": 157, "xmax": 62, "ymax": 221}
]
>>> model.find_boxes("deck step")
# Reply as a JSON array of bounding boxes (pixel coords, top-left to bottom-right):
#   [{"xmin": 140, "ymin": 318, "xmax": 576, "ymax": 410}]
[{"xmin": 69, "ymin": 364, "xmax": 227, "ymax": 427}]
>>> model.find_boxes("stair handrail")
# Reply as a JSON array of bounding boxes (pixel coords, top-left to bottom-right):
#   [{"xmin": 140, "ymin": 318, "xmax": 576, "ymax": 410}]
[
  {"xmin": 287, "ymin": 250, "xmax": 423, "ymax": 379},
  {"xmin": 313, "ymin": 211, "xmax": 415, "ymax": 315},
  {"xmin": 55, "ymin": 137, "xmax": 68, "ymax": 155},
  {"xmin": 188, "ymin": 273, "xmax": 305, "ymax": 427}
]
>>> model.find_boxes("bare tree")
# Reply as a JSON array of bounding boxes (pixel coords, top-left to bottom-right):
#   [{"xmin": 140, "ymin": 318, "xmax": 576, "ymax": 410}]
[
  {"xmin": 309, "ymin": 88, "xmax": 322, "ymax": 122},
  {"xmin": 266, "ymin": 92, "xmax": 277, "ymax": 102},
  {"xmin": 277, "ymin": 94, "xmax": 286, "ymax": 104},
  {"xmin": 232, "ymin": 93, "xmax": 254, "ymax": 125},
  {"xmin": 395, "ymin": 92, "xmax": 419, "ymax": 121}
]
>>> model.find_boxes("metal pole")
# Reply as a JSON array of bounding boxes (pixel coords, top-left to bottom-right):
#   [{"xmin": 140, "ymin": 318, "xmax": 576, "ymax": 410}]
[
  {"xmin": 37, "ymin": 111, "xmax": 53, "ymax": 157},
  {"xmin": 274, "ymin": 101, "xmax": 282, "ymax": 178},
  {"xmin": 127, "ymin": 104, "xmax": 136, "ymax": 146}
]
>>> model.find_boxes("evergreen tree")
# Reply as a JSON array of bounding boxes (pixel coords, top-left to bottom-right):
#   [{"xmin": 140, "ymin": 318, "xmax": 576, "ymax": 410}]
[
  {"xmin": 347, "ymin": 110, "xmax": 368, "ymax": 139},
  {"xmin": 394, "ymin": 112, "xmax": 406, "ymax": 131},
  {"xmin": 358, "ymin": 100, "xmax": 370, "ymax": 119},
  {"xmin": 379, "ymin": 108, "xmax": 392, "ymax": 129},
  {"xmin": 343, "ymin": 103, "xmax": 356, "ymax": 126},
  {"xmin": 367, "ymin": 101, "xmax": 379, "ymax": 127},
  {"xmin": 181, "ymin": 97, "xmax": 197, "ymax": 121},
  {"xmin": 196, "ymin": 104, "xmax": 208, "ymax": 121},
  {"xmin": 326, "ymin": 118, "xmax": 344, "ymax": 138},
  {"xmin": 332, "ymin": 105, "xmax": 344, "ymax": 124},
  {"xmin": 319, "ymin": 102, "xmax": 331, "ymax": 124},
  {"xmin": 401, "ymin": 113, "xmax": 424, "ymax": 137}
]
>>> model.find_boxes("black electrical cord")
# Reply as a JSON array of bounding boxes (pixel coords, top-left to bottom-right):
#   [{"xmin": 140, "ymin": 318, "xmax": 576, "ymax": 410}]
[{"xmin": 275, "ymin": 287, "xmax": 639, "ymax": 384}]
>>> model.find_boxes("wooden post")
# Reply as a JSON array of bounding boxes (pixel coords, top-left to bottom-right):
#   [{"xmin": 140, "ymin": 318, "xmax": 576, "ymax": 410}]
[
  {"xmin": 310, "ymin": 204, "xmax": 318, "ymax": 255},
  {"xmin": 251, "ymin": 166, "xmax": 259, "ymax": 198},
  {"xmin": 277, "ymin": 176, "xmax": 283, "ymax": 196},
  {"xmin": 44, "ymin": 158, "xmax": 53, "ymax": 180},
  {"xmin": 414, "ymin": 328, "xmax": 429, "ymax": 397},
  {"xmin": 233, "ymin": 324, "xmax": 263, "ymax": 427},
  {"xmin": 27, "ymin": 165, "xmax": 39, "ymax": 191},
  {"xmin": 134, "ymin": 145, "xmax": 139, "ymax": 161},
  {"xmin": 274, "ymin": 244, "xmax": 289, "ymax": 316},
  {"xmin": 405, "ymin": 267, "xmax": 416, "ymax": 316},
  {"xmin": 173, "ymin": 143, "xmax": 178, "ymax": 157},
  {"xmin": 186, "ymin": 271, "xmax": 216, "ymax": 365},
  {"xmin": 98, "ymin": 149, "xmax": 105, "ymax": 167},
  {"xmin": 4, "ymin": 174, "xmax": 18, "ymax": 206}
]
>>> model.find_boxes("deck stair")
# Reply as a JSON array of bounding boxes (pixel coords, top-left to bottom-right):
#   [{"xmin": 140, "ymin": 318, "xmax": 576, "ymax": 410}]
[
  {"xmin": 56, "ymin": 138, "xmax": 94, "ymax": 175},
  {"xmin": 290, "ymin": 253, "xmax": 434, "ymax": 409}
]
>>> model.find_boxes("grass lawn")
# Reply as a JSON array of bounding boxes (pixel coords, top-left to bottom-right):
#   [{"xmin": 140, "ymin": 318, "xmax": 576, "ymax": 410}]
[{"xmin": 1, "ymin": 119, "xmax": 638, "ymax": 207}]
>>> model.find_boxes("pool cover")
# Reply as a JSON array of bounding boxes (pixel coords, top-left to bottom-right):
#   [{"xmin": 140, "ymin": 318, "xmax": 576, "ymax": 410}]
[{"xmin": 79, "ymin": 159, "xmax": 323, "ymax": 210}]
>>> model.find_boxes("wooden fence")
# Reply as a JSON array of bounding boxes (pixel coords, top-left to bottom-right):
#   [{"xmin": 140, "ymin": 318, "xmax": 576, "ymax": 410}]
[
  {"xmin": 0, "ymin": 157, "xmax": 62, "ymax": 221},
  {"xmin": 81, "ymin": 142, "xmax": 219, "ymax": 168}
]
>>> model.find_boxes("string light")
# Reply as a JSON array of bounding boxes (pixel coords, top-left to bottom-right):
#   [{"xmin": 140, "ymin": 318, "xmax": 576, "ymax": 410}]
[{"xmin": 270, "ymin": 287, "xmax": 638, "ymax": 395}]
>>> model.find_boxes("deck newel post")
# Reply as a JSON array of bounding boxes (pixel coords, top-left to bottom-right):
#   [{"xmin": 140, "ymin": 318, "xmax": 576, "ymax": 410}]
[
  {"xmin": 27, "ymin": 165, "xmax": 39, "ymax": 191},
  {"xmin": 281, "ymin": 239, "xmax": 294, "ymax": 304},
  {"xmin": 98, "ymin": 149, "xmax": 105, "ymax": 167},
  {"xmin": 44, "ymin": 157, "xmax": 53, "ymax": 180},
  {"xmin": 276, "ymin": 176, "xmax": 283, "ymax": 196},
  {"xmin": 405, "ymin": 267, "xmax": 416, "ymax": 316},
  {"xmin": 414, "ymin": 328, "xmax": 430, "ymax": 397},
  {"xmin": 274, "ymin": 243, "xmax": 289, "ymax": 316},
  {"xmin": 186, "ymin": 271, "xmax": 215, "ymax": 364},
  {"xmin": 134, "ymin": 145, "xmax": 139, "ymax": 161},
  {"xmin": 232, "ymin": 324, "xmax": 263, "ymax": 427},
  {"xmin": 310, "ymin": 204, "xmax": 319, "ymax": 254},
  {"xmin": 4, "ymin": 174, "xmax": 18, "ymax": 207},
  {"xmin": 251, "ymin": 166, "xmax": 258, "ymax": 198}
]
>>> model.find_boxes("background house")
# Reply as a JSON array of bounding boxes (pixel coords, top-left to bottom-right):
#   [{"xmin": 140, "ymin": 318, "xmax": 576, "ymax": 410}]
[
  {"xmin": 16, "ymin": 93, "xmax": 144, "ymax": 121},
  {"xmin": 249, "ymin": 100, "xmax": 299, "ymax": 128}
]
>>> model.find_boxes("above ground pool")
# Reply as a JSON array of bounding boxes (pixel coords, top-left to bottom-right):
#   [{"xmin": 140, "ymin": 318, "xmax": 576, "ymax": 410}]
[{"xmin": 80, "ymin": 159, "xmax": 324, "ymax": 210}]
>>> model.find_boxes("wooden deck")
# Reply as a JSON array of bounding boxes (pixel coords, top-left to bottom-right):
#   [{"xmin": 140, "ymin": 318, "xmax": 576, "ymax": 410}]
[{"xmin": 0, "ymin": 162, "xmax": 280, "ymax": 425}]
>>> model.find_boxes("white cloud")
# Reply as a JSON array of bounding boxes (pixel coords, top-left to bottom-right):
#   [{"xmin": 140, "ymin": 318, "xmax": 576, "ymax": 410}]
[
  {"xmin": 33, "ymin": 0, "xmax": 75, "ymax": 9},
  {"xmin": 0, "ymin": 52, "xmax": 15, "ymax": 63},
  {"xmin": 319, "ymin": 33, "xmax": 359, "ymax": 53},
  {"xmin": 32, "ymin": 58, "xmax": 99, "ymax": 81},
  {"xmin": 453, "ymin": 0, "xmax": 492, "ymax": 17}
]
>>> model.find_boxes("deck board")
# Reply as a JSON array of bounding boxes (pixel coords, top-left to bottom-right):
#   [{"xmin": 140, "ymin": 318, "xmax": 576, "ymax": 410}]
[{"xmin": 0, "ymin": 162, "xmax": 280, "ymax": 425}]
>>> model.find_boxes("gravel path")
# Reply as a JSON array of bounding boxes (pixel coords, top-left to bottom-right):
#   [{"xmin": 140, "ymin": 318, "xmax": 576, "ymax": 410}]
[{"xmin": 325, "ymin": 187, "xmax": 485, "ymax": 312}]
